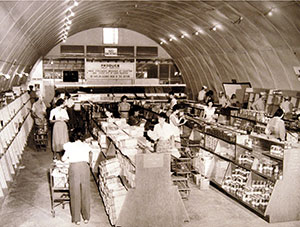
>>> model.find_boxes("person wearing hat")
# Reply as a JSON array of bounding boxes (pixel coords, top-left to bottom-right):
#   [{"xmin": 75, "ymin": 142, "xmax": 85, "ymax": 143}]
[
  {"xmin": 251, "ymin": 93, "xmax": 266, "ymax": 111},
  {"xmin": 198, "ymin": 86, "xmax": 207, "ymax": 103},
  {"xmin": 280, "ymin": 96, "xmax": 293, "ymax": 114}
]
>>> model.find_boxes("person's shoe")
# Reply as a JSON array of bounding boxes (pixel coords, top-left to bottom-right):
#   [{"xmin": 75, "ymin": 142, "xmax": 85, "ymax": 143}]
[
  {"xmin": 84, "ymin": 220, "xmax": 89, "ymax": 224},
  {"xmin": 75, "ymin": 221, "xmax": 80, "ymax": 225}
]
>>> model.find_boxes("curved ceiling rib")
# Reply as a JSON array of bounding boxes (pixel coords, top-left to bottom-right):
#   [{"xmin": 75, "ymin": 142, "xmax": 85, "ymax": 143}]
[{"xmin": 0, "ymin": 0, "xmax": 299, "ymax": 95}]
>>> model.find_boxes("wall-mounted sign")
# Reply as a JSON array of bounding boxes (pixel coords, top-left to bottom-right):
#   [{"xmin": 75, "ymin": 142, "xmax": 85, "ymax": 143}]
[
  {"xmin": 85, "ymin": 61, "xmax": 134, "ymax": 80},
  {"xmin": 104, "ymin": 48, "xmax": 118, "ymax": 56}
]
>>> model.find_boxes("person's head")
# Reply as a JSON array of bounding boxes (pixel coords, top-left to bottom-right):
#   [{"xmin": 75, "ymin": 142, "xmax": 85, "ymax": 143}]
[
  {"xmin": 54, "ymin": 90, "xmax": 61, "ymax": 98},
  {"xmin": 169, "ymin": 91, "xmax": 175, "ymax": 98},
  {"xmin": 172, "ymin": 104, "xmax": 181, "ymax": 113},
  {"xmin": 55, "ymin": 98, "xmax": 64, "ymax": 107},
  {"xmin": 207, "ymin": 100, "xmax": 214, "ymax": 107},
  {"xmin": 69, "ymin": 128, "xmax": 85, "ymax": 142},
  {"xmin": 202, "ymin": 86, "xmax": 207, "ymax": 91},
  {"xmin": 158, "ymin": 112, "xmax": 167, "ymax": 125},
  {"xmin": 231, "ymin": 94, "xmax": 236, "ymax": 99},
  {"xmin": 273, "ymin": 108, "xmax": 284, "ymax": 118},
  {"xmin": 284, "ymin": 96, "xmax": 290, "ymax": 102},
  {"xmin": 29, "ymin": 85, "xmax": 34, "ymax": 90},
  {"xmin": 65, "ymin": 92, "xmax": 71, "ymax": 99},
  {"xmin": 121, "ymin": 95, "xmax": 128, "ymax": 102},
  {"xmin": 206, "ymin": 90, "xmax": 214, "ymax": 97}
]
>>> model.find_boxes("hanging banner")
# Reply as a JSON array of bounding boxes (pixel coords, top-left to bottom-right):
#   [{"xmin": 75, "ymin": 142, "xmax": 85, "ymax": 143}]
[{"xmin": 85, "ymin": 62, "xmax": 134, "ymax": 80}]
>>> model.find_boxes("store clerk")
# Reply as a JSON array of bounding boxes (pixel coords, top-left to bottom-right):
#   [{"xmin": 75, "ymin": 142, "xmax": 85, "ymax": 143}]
[
  {"xmin": 147, "ymin": 112, "xmax": 176, "ymax": 153},
  {"xmin": 62, "ymin": 131, "xmax": 91, "ymax": 225}
]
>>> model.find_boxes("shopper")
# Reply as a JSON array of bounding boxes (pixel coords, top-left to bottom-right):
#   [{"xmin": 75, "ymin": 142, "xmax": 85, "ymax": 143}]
[
  {"xmin": 265, "ymin": 108, "xmax": 286, "ymax": 141},
  {"xmin": 218, "ymin": 91, "xmax": 230, "ymax": 108},
  {"xmin": 230, "ymin": 94, "xmax": 239, "ymax": 107},
  {"xmin": 198, "ymin": 86, "xmax": 207, "ymax": 103},
  {"xmin": 169, "ymin": 104, "xmax": 187, "ymax": 148},
  {"xmin": 280, "ymin": 96, "xmax": 293, "ymax": 114},
  {"xmin": 31, "ymin": 96, "xmax": 47, "ymax": 131},
  {"xmin": 127, "ymin": 105, "xmax": 145, "ymax": 126},
  {"xmin": 204, "ymin": 90, "xmax": 214, "ymax": 104},
  {"xmin": 64, "ymin": 92, "xmax": 76, "ymax": 132},
  {"xmin": 62, "ymin": 130, "xmax": 91, "ymax": 225},
  {"xmin": 203, "ymin": 100, "xmax": 216, "ymax": 123},
  {"xmin": 118, "ymin": 95, "xmax": 131, "ymax": 119},
  {"xmin": 147, "ymin": 112, "xmax": 175, "ymax": 153},
  {"xmin": 251, "ymin": 93, "xmax": 266, "ymax": 111},
  {"xmin": 28, "ymin": 85, "xmax": 37, "ymax": 105},
  {"xmin": 168, "ymin": 91, "xmax": 177, "ymax": 110},
  {"xmin": 49, "ymin": 98, "xmax": 69, "ymax": 159}
]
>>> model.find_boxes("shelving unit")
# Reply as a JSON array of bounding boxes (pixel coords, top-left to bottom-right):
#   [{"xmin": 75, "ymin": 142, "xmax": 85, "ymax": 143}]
[
  {"xmin": 183, "ymin": 117, "xmax": 300, "ymax": 223},
  {"xmin": 0, "ymin": 92, "xmax": 34, "ymax": 197}
]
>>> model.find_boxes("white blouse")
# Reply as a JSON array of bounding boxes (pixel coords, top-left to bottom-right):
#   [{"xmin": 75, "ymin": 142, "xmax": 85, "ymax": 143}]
[{"xmin": 49, "ymin": 107, "xmax": 69, "ymax": 121}]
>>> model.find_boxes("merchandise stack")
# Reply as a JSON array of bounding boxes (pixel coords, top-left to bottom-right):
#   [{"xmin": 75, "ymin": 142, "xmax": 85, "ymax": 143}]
[{"xmin": 98, "ymin": 158, "xmax": 127, "ymax": 225}]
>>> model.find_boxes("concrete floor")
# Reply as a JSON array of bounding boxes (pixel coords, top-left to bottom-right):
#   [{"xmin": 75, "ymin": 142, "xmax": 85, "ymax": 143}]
[{"xmin": 0, "ymin": 133, "xmax": 299, "ymax": 227}]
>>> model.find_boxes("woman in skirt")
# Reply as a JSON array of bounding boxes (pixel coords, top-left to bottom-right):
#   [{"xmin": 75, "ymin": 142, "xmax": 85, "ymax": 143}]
[{"xmin": 49, "ymin": 98, "xmax": 69, "ymax": 159}]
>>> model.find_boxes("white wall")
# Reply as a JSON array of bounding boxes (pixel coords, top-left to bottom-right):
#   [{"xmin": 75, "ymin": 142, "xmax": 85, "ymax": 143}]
[{"xmin": 46, "ymin": 27, "xmax": 170, "ymax": 58}]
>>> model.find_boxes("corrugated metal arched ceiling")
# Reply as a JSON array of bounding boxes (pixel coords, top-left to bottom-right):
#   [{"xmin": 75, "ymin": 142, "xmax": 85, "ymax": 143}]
[{"xmin": 0, "ymin": 1, "xmax": 300, "ymax": 97}]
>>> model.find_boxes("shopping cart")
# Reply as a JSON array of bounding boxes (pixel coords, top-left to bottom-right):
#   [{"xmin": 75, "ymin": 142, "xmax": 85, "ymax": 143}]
[
  {"xmin": 33, "ymin": 120, "xmax": 48, "ymax": 150},
  {"xmin": 49, "ymin": 162, "xmax": 70, "ymax": 217}
]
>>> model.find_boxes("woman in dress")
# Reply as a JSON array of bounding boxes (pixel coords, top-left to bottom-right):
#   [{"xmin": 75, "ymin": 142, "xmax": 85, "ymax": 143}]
[{"xmin": 49, "ymin": 98, "xmax": 69, "ymax": 159}]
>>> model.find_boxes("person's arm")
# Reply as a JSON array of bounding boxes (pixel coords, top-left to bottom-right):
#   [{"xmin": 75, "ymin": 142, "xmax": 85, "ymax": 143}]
[
  {"xmin": 170, "ymin": 115, "xmax": 180, "ymax": 127},
  {"xmin": 61, "ymin": 143, "xmax": 70, "ymax": 162},
  {"xmin": 278, "ymin": 121, "xmax": 286, "ymax": 141}
]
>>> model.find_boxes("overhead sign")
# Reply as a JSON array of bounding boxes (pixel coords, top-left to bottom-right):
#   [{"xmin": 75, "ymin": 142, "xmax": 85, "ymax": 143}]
[
  {"xmin": 85, "ymin": 61, "xmax": 134, "ymax": 80},
  {"xmin": 104, "ymin": 48, "xmax": 118, "ymax": 56}
]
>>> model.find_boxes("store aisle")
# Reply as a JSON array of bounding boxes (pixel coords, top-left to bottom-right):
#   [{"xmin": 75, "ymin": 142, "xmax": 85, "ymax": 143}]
[
  {"xmin": 0, "ymin": 132, "xmax": 299, "ymax": 227},
  {"xmin": 0, "ymin": 133, "xmax": 111, "ymax": 227}
]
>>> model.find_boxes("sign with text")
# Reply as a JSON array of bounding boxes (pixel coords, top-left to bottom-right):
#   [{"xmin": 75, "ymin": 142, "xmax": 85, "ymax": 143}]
[
  {"xmin": 85, "ymin": 62, "xmax": 135, "ymax": 80},
  {"xmin": 104, "ymin": 48, "xmax": 118, "ymax": 56}
]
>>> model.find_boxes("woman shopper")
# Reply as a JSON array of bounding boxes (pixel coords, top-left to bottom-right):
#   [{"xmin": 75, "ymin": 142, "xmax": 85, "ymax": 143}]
[
  {"xmin": 265, "ymin": 108, "xmax": 286, "ymax": 142},
  {"xmin": 203, "ymin": 100, "xmax": 216, "ymax": 123},
  {"xmin": 62, "ymin": 130, "xmax": 91, "ymax": 225},
  {"xmin": 147, "ymin": 112, "xmax": 175, "ymax": 153},
  {"xmin": 49, "ymin": 98, "xmax": 69, "ymax": 159},
  {"xmin": 169, "ymin": 104, "xmax": 187, "ymax": 148}
]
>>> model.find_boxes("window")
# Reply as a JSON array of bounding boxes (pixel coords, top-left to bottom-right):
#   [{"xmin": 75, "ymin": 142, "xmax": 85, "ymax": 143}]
[{"xmin": 103, "ymin": 28, "xmax": 118, "ymax": 44}]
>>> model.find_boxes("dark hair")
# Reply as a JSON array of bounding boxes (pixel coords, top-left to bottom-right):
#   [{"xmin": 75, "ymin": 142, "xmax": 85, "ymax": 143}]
[
  {"xmin": 65, "ymin": 92, "xmax": 71, "ymax": 99},
  {"xmin": 206, "ymin": 100, "xmax": 214, "ymax": 105},
  {"xmin": 172, "ymin": 104, "xmax": 180, "ymax": 112},
  {"xmin": 70, "ymin": 128, "xmax": 85, "ymax": 142},
  {"xmin": 158, "ymin": 112, "xmax": 167, "ymax": 119},
  {"xmin": 206, "ymin": 90, "xmax": 214, "ymax": 97},
  {"xmin": 29, "ymin": 85, "xmax": 33, "ymax": 89},
  {"xmin": 54, "ymin": 90, "xmax": 61, "ymax": 97},
  {"xmin": 129, "ymin": 105, "xmax": 140, "ymax": 116},
  {"xmin": 169, "ymin": 91, "xmax": 174, "ymax": 96},
  {"xmin": 121, "ymin": 95, "xmax": 128, "ymax": 102},
  {"xmin": 55, "ymin": 98, "xmax": 64, "ymax": 107},
  {"xmin": 273, "ymin": 108, "xmax": 284, "ymax": 118}
]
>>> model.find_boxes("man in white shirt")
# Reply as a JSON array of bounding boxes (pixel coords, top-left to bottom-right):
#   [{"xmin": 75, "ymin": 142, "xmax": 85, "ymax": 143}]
[{"xmin": 198, "ymin": 86, "xmax": 207, "ymax": 103}]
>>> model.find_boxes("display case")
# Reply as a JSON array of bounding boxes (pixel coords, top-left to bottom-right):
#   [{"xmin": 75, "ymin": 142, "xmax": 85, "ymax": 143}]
[{"xmin": 184, "ymin": 117, "xmax": 300, "ymax": 223}]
